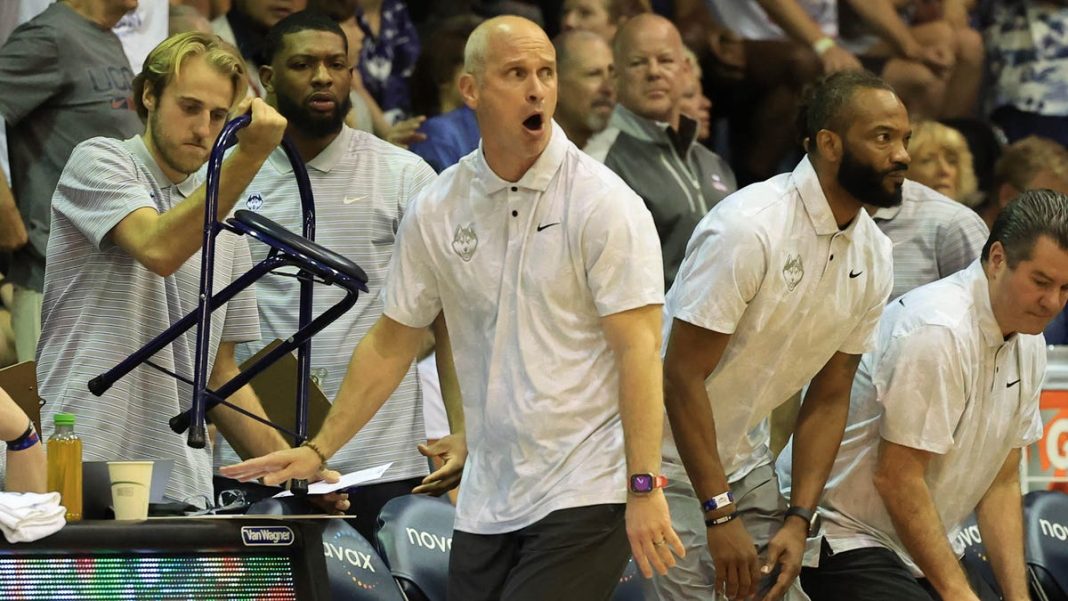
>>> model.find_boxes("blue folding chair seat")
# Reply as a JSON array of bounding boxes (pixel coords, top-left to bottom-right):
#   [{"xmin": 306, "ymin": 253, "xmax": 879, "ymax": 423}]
[
  {"xmin": 230, "ymin": 209, "xmax": 365, "ymax": 283},
  {"xmin": 89, "ymin": 115, "xmax": 367, "ymax": 494}
]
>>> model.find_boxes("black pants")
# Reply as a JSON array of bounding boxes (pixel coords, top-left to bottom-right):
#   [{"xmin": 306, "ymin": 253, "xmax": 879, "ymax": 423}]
[
  {"xmin": 801, "ymin": 540, "xmax": 1001, "ymax": 601},
  {"xmin": 447, "ymin": 504, "xmax": 630, "ymax": 601}
]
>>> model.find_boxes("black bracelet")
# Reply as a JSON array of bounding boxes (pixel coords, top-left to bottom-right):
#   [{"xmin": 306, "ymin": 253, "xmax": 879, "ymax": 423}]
[
  {"xmin": 705, "ymin": 511, "xmax": 738, "ymax": 528},
  {"xmin": 6, "ymin": 420, "xmax": 39, "ymax": 451}
]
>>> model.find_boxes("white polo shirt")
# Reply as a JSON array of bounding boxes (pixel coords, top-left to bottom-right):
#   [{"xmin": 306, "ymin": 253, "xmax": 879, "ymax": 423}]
[
  {"xmin": 384, "ymin": 121, "xmax": 664, "ymax": 534},
  {"xmin": 663, "ymin": 156, "xmax": 894, "ymax": 481},
  {"xmin": 779, "ymin": 261, "xmax": 1045, "ymax": 575}
]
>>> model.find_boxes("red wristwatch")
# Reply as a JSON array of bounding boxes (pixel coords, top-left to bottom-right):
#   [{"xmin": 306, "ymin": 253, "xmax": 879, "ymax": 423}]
[{"xmin": 629, "ymin": 473, "xmax": 668, "ymax": 494}]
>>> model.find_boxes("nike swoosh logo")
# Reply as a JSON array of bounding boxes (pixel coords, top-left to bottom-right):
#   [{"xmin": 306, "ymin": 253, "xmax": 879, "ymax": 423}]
[
  {"xmin": 849, "ymin": 270, "xmax": 863, "ymax": 278},
  {"xmin": 536, "ymin": 222, "xmax": 560, "ymax": 232},
  {"xmin": 343, "ymin": 196, "xmax": 366, "ymax": 205},
  {"xmin": 1007, "ymin": 379, "xmax": 1021, "ymax": 388}
]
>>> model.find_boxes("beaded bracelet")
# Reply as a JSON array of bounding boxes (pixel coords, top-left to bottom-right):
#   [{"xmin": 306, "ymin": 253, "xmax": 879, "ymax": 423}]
[
  {"xmin": 301, "ymin": 439, "xmax": 329, "ymax": 470},
  {"xmin": 6, "ymin": 420, "xmax": 40, "ymax": 451}
]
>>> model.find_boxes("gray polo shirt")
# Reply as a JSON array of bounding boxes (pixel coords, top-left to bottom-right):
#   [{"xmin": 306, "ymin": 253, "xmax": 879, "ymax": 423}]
[
  {"xmin": 872, "ymin": 180, "xmax": 989, "ymax": 301},
  {"xmin": 586, "ymin": 105, "xmax": 736, "ymax": 289},
  {"xmin": 37, "ymin": 135, "xmax": 259, "ymax": 505},
  {"xmin": 0, "ymin": 2, "xmax": 143, "ymax": 292},
  {"xmin": 216, "ymin": 125, "xmax": 437, "ymax": 483}
]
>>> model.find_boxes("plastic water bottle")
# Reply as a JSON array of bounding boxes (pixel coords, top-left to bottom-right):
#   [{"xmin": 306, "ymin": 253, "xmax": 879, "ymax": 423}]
[{"xmin": 47, "ymin": 412, "xmax": 82, "ymax": 521}]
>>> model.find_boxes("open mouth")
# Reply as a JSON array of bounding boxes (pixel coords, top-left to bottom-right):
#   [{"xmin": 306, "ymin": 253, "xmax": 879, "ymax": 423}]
[{"xmin": 523, "ymin": 113, "xmax": 544, "ymax": 132}]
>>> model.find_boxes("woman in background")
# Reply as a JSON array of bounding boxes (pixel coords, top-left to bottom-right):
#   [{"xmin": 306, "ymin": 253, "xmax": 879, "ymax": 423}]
[{"xmin": 908, "ymin": 120, "xmax": 979, "ymax": 205}]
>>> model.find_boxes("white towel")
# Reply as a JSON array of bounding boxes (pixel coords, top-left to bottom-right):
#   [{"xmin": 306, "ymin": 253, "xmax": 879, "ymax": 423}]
[{"xmin": 0, "ymin": 491, "xmax": 67, "ymax": 543}]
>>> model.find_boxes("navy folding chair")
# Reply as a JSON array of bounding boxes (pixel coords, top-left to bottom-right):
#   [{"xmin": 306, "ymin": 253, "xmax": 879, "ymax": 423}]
[
  {"xmin": 89, "ymin": 114, "xmax": 368, "ymax": 494},
  {"xmin": 1024, "ymin": 490, "xmax": 1068, "ymax": 601}
]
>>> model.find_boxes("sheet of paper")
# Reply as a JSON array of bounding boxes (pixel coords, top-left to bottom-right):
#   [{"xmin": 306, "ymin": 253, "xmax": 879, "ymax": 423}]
[{"xmin": 273, "ymin": 462, "xmax": 393, "ymax": 498}]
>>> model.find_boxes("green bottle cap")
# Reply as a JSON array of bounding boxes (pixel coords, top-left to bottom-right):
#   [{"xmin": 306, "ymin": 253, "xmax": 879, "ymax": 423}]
[{"xmin": 53, "ymin": 413, "xmax": 75, "ymax": 426}]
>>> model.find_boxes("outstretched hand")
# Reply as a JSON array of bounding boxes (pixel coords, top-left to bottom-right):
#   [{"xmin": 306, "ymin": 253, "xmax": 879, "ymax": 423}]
[
  {"xmin": 412, "ymin": 433, "xmax": 467, "ymax": 495},
  {"xmin": 219, "ymin": 445, "xmax": 337, "ymax": 487}
]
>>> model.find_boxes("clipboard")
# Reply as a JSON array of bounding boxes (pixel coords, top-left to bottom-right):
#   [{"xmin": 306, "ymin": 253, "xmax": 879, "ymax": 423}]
[
  {"xmin": 0, "ymin": 361, "xmax": 42, "ymax": 435},
  {"xmin": 229, "ymin": 340, "xmax": 333, "ymax": 459}
]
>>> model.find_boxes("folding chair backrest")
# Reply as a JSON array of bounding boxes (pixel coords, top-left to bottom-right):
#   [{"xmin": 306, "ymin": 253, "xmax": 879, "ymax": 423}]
[
  {"xmin": 1025, "ymin": 491, "xmax": 1068, "ymax": 601},
  {"xmin": 375, "ymin": 495, "xmax": 455, "ymax": 601}
]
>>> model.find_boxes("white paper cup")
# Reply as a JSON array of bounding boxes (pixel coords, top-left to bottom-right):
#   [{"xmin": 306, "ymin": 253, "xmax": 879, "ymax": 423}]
[{"xmin": 107, "ymin": 461, "xmax": 154, "ymax": 520}]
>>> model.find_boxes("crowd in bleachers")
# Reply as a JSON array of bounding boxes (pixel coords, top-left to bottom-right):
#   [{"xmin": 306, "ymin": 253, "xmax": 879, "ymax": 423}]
[{"xmin": 2, "ymin": 0, "xmax": 1068, "ymax": 361}]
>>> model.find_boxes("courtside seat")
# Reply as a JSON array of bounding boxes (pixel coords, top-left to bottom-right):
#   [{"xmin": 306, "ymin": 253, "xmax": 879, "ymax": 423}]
[
  {"xmin": 321, "ymin": 518, "xmax": 407, "ymax": 601},
  {"xmin": 375, "ymin": 495, "xmax": 455, "ymax": 601},
  {"xmin": 610, "ymin": 557, "xmax": 646, "ymax": 601},
  {"xmin": 955, "ymin": 513, "xmax": 1001, "ymax": 597},
  {"xmin": 1025, "ymin": 491, "xmax": 1068, "ymax": 601}
]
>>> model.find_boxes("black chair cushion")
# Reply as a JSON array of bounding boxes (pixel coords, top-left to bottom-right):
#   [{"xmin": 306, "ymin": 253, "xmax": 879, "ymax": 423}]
[{"xmin": 231, "ymin": 209, "xmax": 368, "ymax": 285}]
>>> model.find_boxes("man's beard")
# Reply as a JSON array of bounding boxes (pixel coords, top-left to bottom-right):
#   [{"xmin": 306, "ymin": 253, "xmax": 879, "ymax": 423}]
[
  {"xmin": 276, "ymin": 91, "xmax": 352, "ymax": 138},
  {"xmin": 149, "ymin": 109, "xmax": 202, "ymax": 177},
  {"xmin": 837, "ymin": 144, "xmax": 906, "ymax": 209}
]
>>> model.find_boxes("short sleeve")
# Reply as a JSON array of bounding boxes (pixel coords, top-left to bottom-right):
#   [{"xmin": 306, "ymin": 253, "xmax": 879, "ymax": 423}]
[
  {"xmin": 582, "ymin": 188, "xmax": 664, "ymax": 316},
  {"xmin": 51, "ymin": 139, "xmax": 156, "ymax": 250},
  {"xmin": 0, "ymin": 19, "xmax": 62, "ymax": 125},
  {"xmin": 1014, "ymin": 346, "xmax": 1046, "ymax": 448},
  {"xmin": 221, "ymin": 234, "xmax": 260, "ymax": 344},
  {"xmin": 936, "ymin": 212, "xmax": 988, "ymax": 279},
  {"xmin": 839, "ymin": 261, "xmax": 894, "ymax": 355},
  {"xmin": 876, "ymin": 325, "xmax": 967, "ymax": 454},
  {"xmin": 398, "ymin": 156, "xmax": 436, "ymax": 217},
  {"xmin": 669, "ymin": 211, "xmax": 766, "ymax": 334},
  {"xmin": 382, "ymin": 194, "xmax": 442, "ymax": 328}
]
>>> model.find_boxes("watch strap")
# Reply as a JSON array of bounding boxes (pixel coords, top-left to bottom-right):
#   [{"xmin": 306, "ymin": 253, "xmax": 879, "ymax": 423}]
[
  {"xmin": 628, "ymin": 473, "xmax": 669, "ymax": 493},
  {"xmin": 790, "ymin": 505, "xmax": 811, "ymax": 525}
]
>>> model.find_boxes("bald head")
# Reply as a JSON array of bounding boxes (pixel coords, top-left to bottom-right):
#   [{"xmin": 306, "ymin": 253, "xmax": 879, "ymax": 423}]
[
  {"xmin": 457, "ymin": 14, "xmax": 556, "ymax": 181},
  {"xmin": 612, "ymin": 13, "xmax": 688, "ymax": 123},
  {"xmin": 613, "ymin": 13, "xmax": 683, "ymax": 61},
  {"xmin": 464, "ymin": 16, "xmax": 552, "ymax": 80}
]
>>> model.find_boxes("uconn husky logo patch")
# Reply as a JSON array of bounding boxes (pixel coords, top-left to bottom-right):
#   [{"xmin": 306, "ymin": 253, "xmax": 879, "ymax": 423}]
[
  {"xmin": 783, "ymin": 254, "xmax": 804, "ymax": 292},
  {"xmin": 245, "ymin": 193, "xmax": 264, "ymax": 211},
  {"xmin": 451, "ymin": 224, "xmax": 478, "ymax": 262}
]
